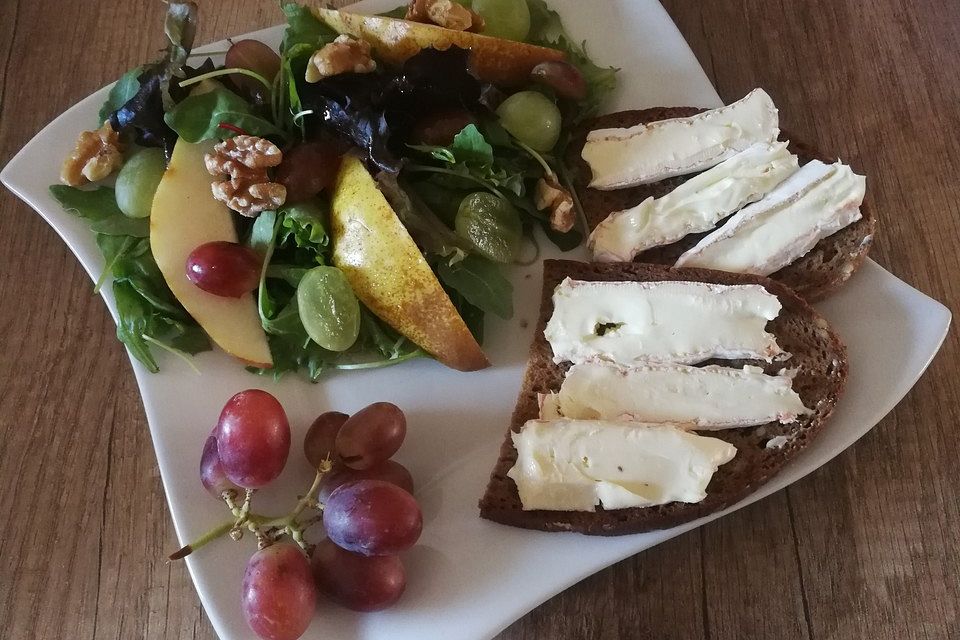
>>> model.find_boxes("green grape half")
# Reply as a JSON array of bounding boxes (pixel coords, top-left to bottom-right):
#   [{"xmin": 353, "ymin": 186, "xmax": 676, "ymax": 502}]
[
  {"xmin": 297, "ymin": 266, "xmax": 361, "ymax": 352},
  {"xmin": 496, "ymin": 91, "xmax": 562, "ymax": 152},
  {"xmin": 114, "ymin": 148, "xmax": 167, "ymax": 218},
  {"xmin": 455, "ymin": 192, "xmax": 523, "ymax": 263},
  {"xmin": 472, "ymin": 0, "xmax": 531, "ymax": 41}
]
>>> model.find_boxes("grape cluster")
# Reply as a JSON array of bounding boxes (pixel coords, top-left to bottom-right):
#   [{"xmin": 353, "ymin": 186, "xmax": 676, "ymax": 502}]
[{"xmin": 186, "ymin": 390, "xmax": 422, "ymax": 640}]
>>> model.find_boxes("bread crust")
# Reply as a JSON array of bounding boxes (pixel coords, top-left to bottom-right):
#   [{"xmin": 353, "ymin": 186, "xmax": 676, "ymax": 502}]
[
  {"xmin": 566, "ymin": 108, "xmax": 877, "ymax": 302},
  {"xmin": 478, "ymin": 260, "xmax": 848, "ymax": 535}
]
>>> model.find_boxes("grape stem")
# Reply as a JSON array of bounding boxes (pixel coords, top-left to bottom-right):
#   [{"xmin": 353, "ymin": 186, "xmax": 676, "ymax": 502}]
[
  {"xmin": 168, "ymin": 520, "xmax": 234, "ymax": 561},
  {"xmin": 168, "ymin": 464, "xmax": 331, "ymax": 561}
]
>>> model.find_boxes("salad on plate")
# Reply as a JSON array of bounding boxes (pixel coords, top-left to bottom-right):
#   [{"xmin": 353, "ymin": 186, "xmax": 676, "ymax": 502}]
[{"xmin": 51, "ymin": 0, "xmax": 616, "ymax": 381}]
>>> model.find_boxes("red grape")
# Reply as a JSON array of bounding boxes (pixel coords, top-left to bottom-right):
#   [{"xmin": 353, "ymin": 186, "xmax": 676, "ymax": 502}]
[
  {"xmin": 303, "ymin": 411, "xmax": 349, "ymax": 469},
  {"xmin": 311, "ymin": 538, "xmax": 406, "ymax": 611},
  {"xmin": 225, "ymin": 39, "xmax": 281, "ymax": 101},
  {"xmin": 276, "ymin": 142, "xmax": 342, "ymax": 204},
  {"xmin": 318, "ymin": 460, "xmax": 414, "ymax": 504},
  {"xmin": 216, "ymin": 390, "xmax": 290, "ymax": 489},
  {"xmin": 323, "ymin": 480, "xmax": 422, "ymax": 556},
  {"xmin": 242, "ymin": 543, "xmax": 316, "ymax": 640},
  {"xmin": 199, "ymin": 432, "xmax": 239, "ymax": 499},
  {"xmin": 409, "ymin": 108, "xmax": 477, "ymax": 146},
  {"xmin": 335, "ymin": 402, "xmax": 407, "ymax": 470},
  {"xmin": 186, "ymin": 241, "xmax": 261, "ymax": 298}
]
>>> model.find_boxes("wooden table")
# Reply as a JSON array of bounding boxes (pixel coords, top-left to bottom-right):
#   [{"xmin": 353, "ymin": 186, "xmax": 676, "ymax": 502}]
[{"xmin": 1, "ymin": 1, "xmax": 957, "ymax": 638}]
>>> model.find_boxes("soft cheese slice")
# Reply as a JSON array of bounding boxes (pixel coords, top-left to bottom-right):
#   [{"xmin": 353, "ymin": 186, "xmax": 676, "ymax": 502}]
[
  {"xmin": 540, "ymin": 362, "xmax": 811, "ymax": 429},
  {"xmin": 588, "ymin": 142, "xmax": 799, "ymax": 261},
  {"xmin": 543, "ymin": 278, "xmax": 783, "ymax": 365},
  {"xmin": 507, "ymin": 419, "xmax": 737, "ymax": 511},
  {"xmin": 582, "ymin": 88, "xmax": 779, "ymax": 190},
  {"xmin": 675, "ymin": 160, "xmax": 866, "ymax": 275}
]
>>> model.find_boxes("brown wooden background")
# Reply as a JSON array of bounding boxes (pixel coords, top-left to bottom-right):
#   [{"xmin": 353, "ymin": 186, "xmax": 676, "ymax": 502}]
[{"xmin": 1, "ymin": 0, "xmax": 957, "ymax": 638}]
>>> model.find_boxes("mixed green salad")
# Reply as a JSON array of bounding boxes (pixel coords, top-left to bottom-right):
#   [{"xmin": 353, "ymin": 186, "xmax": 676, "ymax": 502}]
[{"xmin": 50, "ymin": 0, "xmax": 616, "ymax": 381}]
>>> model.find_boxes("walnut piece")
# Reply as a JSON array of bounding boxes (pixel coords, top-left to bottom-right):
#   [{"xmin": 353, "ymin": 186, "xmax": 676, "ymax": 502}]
[
  {"xmin": 536, "ymin": 175, "xmax": 576, "ymax": 233},
  {"xmin": 305, "ymin": 35, "xmax": 377, "ymax": 83},
  {"xmin": 205, "ymin": 135, "xmax": 286, "ymax": 217},
  {"xmin": 60, "ymin": 121, "xmax": 124, "ymax": 186},
  {"xmin": 405, "ymin": 0, "xmax": 485, "ymax": 31}
]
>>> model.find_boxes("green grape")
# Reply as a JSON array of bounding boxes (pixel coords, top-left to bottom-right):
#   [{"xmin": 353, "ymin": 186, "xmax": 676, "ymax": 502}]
[
  {"xmin": 455, "ymin": 192, "xmax": 522, "ymax": 263},
  {"xmin": 496, "ymin": 91, "xmax": 562, "ymax": 152},
  {"xmin": 473, "ymin": 0, "xmax": 530, "ymax": 41},
  {"xmin": 114, "ymin": 148, "xmax": 166, "ymax": 218},
  {"xmin": 297, "ymin": 266, "xmax": 361, "ymax": 352}
]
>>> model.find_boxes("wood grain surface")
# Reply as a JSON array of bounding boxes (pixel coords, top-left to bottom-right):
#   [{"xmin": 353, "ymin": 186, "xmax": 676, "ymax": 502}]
[{"xmin": 0, "ymin": 1, "xmax": 957, "ymax": 639}]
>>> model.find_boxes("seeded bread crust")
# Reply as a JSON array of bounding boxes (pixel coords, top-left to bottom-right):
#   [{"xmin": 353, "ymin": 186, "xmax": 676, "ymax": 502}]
[
  {"xmin": 566, "ymin": 108, "xmax": 877, "ymax": 302},
  {"xmin": 478, "ymin": 260, "xmax": 848, "ymax": 535}
]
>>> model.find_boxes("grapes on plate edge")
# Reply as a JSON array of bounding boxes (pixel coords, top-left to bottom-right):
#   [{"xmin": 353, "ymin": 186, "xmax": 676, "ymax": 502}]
[{"xmin": 175, "ymin": 389, "xmax": 422, "ymax": 640}]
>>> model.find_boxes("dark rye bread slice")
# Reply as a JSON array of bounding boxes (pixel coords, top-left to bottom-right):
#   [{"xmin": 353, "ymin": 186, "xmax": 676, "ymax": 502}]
[
  {"xmin": 478, "ymin": 260, "xmax": 847, "ymax": 535},
  {"xmin": 566, "ymin": 108, "xmax": 878, "ymax": 302}
]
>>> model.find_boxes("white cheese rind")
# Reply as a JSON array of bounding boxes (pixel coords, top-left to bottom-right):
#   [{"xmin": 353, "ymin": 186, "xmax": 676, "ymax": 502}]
[
  {"xmin": 581, "ymin": 88, "xmax": 780, "ymax": 190},
  {"xmin": 541, "ymin": 362, "xmax": 811, "ymax": 429},
  {"xmin": 675, "ymin": 160, "xmax": 867, "ymax": 276},
  {"xmin": 507, "ymin": 419, "xmax": 738, "ymax": 511},
  {"xmin": 543, "ymin": 278, "xmax": 783, "ymax": 366},
  {"xmin": 588, "ymin": 142, "xmax": 799, "ymax": 262}
]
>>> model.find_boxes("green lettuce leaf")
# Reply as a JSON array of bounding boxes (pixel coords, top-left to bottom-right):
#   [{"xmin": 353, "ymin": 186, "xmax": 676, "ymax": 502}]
[{"xmin": 526, "ymin": 0, "xmax": 618, "ymax": 121}]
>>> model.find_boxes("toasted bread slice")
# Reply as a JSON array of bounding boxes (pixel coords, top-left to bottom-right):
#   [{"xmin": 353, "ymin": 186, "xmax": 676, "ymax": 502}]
[
  {"xmin": 566, "ymin": 108, "xmax": 877, "ymax": 301},
  {"xmin": 478, "ymin": 260, "xmax": 847, "ymax": 535}
]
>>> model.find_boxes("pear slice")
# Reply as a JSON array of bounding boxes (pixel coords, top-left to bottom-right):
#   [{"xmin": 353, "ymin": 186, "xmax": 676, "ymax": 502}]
[
  {"xmin": 331, "ymin": 155, "xmax": 490, "ymax": 372},
  {"xmin": 150, "ymin": 139, "xmax": 273, "ymax": 368},
  {"xmin": 312, "ymin": 7, "xmax": 565, "ymax": 87}
]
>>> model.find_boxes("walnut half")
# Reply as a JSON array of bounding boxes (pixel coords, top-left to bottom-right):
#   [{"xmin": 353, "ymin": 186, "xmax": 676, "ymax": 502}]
[
  {"xmin": 305, "ymin": 35, "xmax": 377, "ymax": 83},
  {"xmin": 405, "ymin": 0, "xmax": 485, "ymax": 31},
  {"xmin": 60, "ymin": 121, "xmax": 124, "ymax": 186},
  {"xmin": 536, "ymin": 175, "xmax": 576, "ymax": 233},
  {"xmin": 204, "ymin": 135, "xmax": 286, "ymax": 217}
]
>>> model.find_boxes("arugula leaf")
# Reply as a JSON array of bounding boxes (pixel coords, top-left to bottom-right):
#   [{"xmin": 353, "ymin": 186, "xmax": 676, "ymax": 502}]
[
  {"xmin": 98, "ymin": 67, "xmax": 143, "ymax": 125},
  {"xmin": 50, "ymin": 186, "xmax": 149, "ymax": 237},
  {"xmin": 375, "ymin": 173, "xmax": 467, "ymax": 262},
  {"xmin": 436, "ymin": 254, "xmax": 514, "ymax": 319},
  {"xmin": 164, "ymin": 87, "xmax": 287, "ymax": 142},
  {"xmin": 526, "ymin": 0, "xmax": 618, "ymax": 121},
  {"xmin": 445, "ymin": 287, "xmax": 485, "ymax": 344},
  {"xmin": 113, "ymin": 280, "xmax": 161, "ymax": 372}
]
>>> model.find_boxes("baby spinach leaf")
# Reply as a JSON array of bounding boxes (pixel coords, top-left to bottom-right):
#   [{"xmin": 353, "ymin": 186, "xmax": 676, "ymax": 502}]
[
  {"xmin": 164, "ymin": 87, "xmax": 287, "ymax": 142},
  {"xmin": 50, "ymin": 185, "xmax": 121, "ymax": 221},
  {"xmin": 98, "ymin": 67, "xmax": 143, "ymax": 125},
  {"xmin": 90, "ymin": 215, "xmax": 150, "ymax": 237},
  {"xmin": 50, "ymin": 186, "xmax": 150, "ymax": 237},
  {"xmin": 436, "ymin": 254, "xmax": 513, "ymax": 319}
]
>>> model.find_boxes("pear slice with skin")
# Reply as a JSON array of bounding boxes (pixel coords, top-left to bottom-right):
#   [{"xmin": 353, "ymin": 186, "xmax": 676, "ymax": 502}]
[
  {"xmin": 331, "ymin": 155, "xmax": 490, "ymax": 372},
  {"xmin": 312, "ymin": 7, "xmax": 565, "ymax": 87},
  {"xmin": 150, "ymin": 139, "xmax": 273, "ymax": 368}
]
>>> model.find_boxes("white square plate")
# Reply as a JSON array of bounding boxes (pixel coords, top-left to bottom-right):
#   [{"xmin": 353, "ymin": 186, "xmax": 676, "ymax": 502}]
[{"xmin": 2, "ymin": 1, "xmax": 951, "ymax": 639}]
